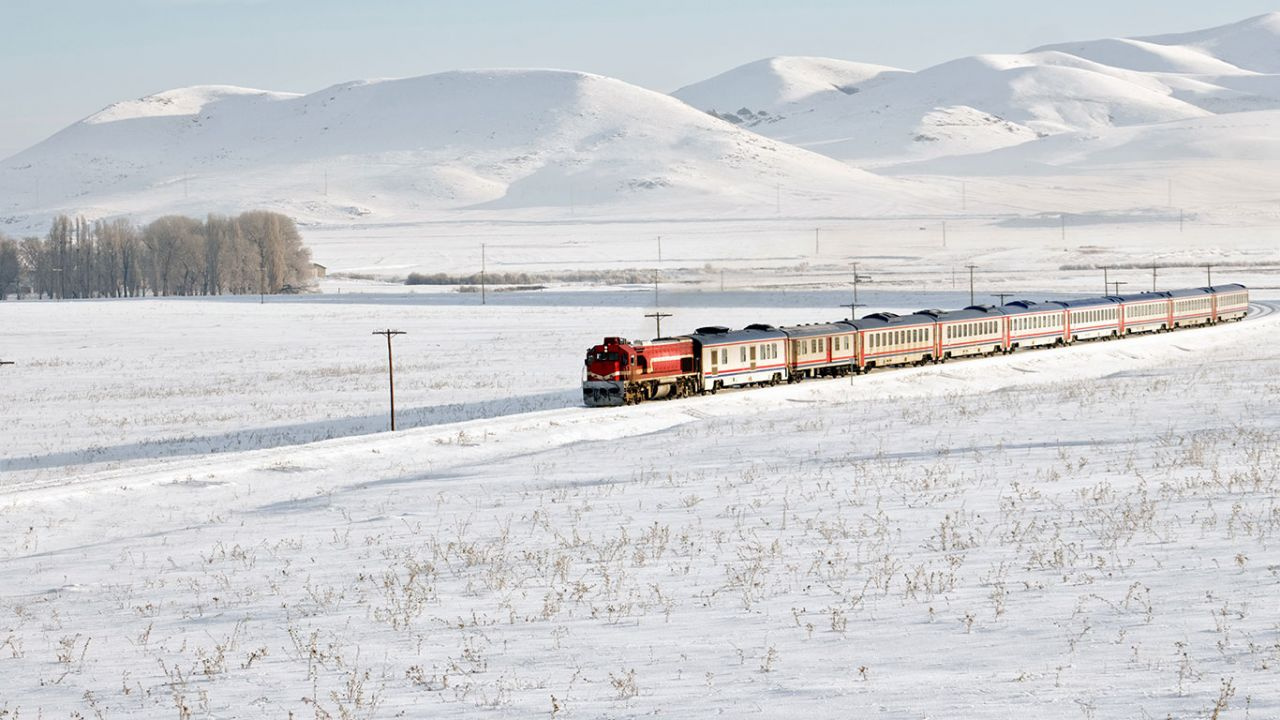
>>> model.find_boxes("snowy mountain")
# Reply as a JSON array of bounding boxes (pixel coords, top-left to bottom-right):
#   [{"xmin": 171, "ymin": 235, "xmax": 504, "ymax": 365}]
[
  {"xmin": 4, "ymin": 13, "xmax": 1280, "ymax": 232},
  {"xmin": 0, "ymin": 69, "xmax": 935, "ymax": 231},
  {"xmin": 671, "ymin": 56, "xmax": 907, "ymax": 125},
  {"xmin": 677, "ymin": 13, "xmax": 1280, "ymax": 168}
]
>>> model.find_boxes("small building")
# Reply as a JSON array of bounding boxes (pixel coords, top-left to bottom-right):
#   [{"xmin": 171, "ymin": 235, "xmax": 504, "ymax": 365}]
[{"xmin": 311, "ymin": 263, "xmax": 327, "ymax": 279}]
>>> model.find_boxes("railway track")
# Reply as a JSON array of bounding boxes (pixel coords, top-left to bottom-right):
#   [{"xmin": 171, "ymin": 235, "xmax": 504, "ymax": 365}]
[{"xmin": 1247, "ymin": 300, "xmax": 1278, "ymax": 320}]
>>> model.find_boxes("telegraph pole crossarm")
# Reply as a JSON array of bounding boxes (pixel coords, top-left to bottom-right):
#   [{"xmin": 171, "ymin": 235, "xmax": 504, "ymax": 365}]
[
  {"xmin": 645, "ymin": 311, "xmax": 673, "ymax": 338},
  {"xmin": 1110, "ymin": 281, "xmax": 1128, "ymax": 296},
  {"xmin": 372, "ymin": 329, "xmax": 407, "ymax": 431},
  {"xmin": 993, "ymin": 293, "xmax": 1012, "ymax": 306},
  {"xmin": 839, "ymin": 302, "xmax": 864, "ymax": 319}
]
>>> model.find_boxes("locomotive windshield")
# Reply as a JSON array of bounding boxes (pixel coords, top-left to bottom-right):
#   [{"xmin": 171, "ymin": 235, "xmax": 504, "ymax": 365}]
[{"xmin": 591, "ymin": 352, "xmax": 621, "ymax": 362}]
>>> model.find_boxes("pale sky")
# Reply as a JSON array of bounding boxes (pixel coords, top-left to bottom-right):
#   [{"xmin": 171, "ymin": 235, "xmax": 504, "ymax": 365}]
[{"xmin": 2, "ymin": 0, "xmax": 1276, "ymax": 158}]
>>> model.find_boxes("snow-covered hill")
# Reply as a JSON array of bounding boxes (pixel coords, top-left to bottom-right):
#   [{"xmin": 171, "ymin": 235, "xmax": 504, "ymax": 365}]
[
  {"xmin": 671, "ymin": 56, "xmax": 907, "ymax": 125},
  {"xmin": 677, "ymin": 13, "xmax": 1280, "ymax": 168},
  {"xmin": 5, "ymin": 13, "xmax": 1280, "ymax": 234},
  {"xmin": 0, "ymin": 69, "xmax": 936, "ymax": 232}
]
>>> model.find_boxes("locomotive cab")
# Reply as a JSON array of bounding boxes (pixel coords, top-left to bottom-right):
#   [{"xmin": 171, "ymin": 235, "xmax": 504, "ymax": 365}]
[
  {"xmin": 582, "ymin": 335, "xmax": 699, "ymax": 406},
  {"xmin": 583, "ymin": 337, "xmax": 635, "ymax": 406}
]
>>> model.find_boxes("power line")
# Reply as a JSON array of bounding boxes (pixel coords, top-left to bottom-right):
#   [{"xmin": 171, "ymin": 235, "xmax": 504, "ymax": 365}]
[{"xmin": 372, "ymin": 329, "xmax": 407, "ymax": 431}]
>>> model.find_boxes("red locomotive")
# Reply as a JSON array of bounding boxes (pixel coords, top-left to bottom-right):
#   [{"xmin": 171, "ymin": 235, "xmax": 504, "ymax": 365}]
[{"xmin": 583, "ymin": 336, "xmax": 699, "ymax": 406}]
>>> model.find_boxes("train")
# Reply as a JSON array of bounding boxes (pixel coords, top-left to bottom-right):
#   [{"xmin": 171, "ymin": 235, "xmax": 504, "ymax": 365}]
[{"xmin": 581, "ymin": 284, "xmax": 1249, "ymax": 406}]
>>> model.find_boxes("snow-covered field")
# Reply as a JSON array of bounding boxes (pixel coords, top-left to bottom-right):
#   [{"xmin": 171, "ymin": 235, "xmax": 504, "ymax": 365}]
[
  {"xmin": 1, "ymin": 290, "xmax": 1277, "ymax": 717},
  {"xmin": 3, "ymin": 10, "xmax": 1280, "ymax": 718}
]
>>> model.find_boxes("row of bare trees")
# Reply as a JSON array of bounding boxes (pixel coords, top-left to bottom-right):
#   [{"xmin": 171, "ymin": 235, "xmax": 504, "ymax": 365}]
[{"xmin": 0, "ymin": 211, "xmax": 314, "ymax": 300}]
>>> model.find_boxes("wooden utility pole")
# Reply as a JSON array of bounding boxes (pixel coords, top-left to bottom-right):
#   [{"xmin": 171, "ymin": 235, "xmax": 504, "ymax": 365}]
[
  {"xmin": 372, "ymin": 329, "xmax": 407, "ymax": 431},
  {"xmin": 1151, "ymin": 266, "xmax": 1158, "ymax": 292},
  {"xmin": 1110, "ymin": 281, "xmax": 1128, "ymax": 296},
  {"xmin": 645, "ymin": 311, "xmax": 673, "ymax": 338},
  {"xmin": 1205, "ymin": 264, "xmax": 1214, "ymax": 287},
  {"xmin": 965, "ymin": 264, "xmax": 978, "ymax": 306},
  {"xmin": 851, "ymin": 262, "xmax": 870, "ymax": 308},
  {"xmin": 1102, "ymin": 266, "xmax": 1110, "ymax": 296},
  {"xmin": 993, "ymin": 293, "xmax": 1012, "ymax": 305}
]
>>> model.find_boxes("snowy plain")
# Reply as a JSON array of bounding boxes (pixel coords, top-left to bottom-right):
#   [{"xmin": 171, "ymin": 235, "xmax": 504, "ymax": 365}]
[
  {"xmin": 2, "ymin": 10, "xmax": 1280, "ymax": 718},
  {"xmin": 1, "ymin": 287, "xmax": 1278, "ymax": 718}
]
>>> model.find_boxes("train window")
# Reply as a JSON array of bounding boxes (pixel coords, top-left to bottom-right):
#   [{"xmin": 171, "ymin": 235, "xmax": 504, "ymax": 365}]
[
  {"xmin": 721, "ymin": 349, "xmax": 728, "ymax": 364},
  {"xmin": 740, "ymin": 347, "xmax": 746, "ymax": 363}
]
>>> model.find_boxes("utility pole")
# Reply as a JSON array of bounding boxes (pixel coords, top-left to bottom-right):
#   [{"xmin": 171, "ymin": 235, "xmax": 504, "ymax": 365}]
[
  {"xmin": 372, "ymin": 329, "xmax": 407, "ymax": 431},
  {"xmin": 480, "ymin": 243, "xmax": 487, "ymax": 305},
  {"xmin": 645, "ymin": 310, "xmax": 673, "ymax": 338},
  {"xmin": 1206, "ymin": 264, "xmax": 1213, "ymax": 287},
  {"xmin": 993, "ymin": 293, "xmax": 1012, "ymax": 305},
  {"xmin": 838, "ymin": 301, "xmax": 863, "ymax": 319},
  {"xmin": 851, "ymin": 262, "xmax": 870, "ymax": 308},
  {"xmin": 653, "ymin": 269, "xmax": 660, "ymax": 307},
  {"xmin": 1110, "ymin": 281, "xmax": 1127, "ymax": 296},
  {"xmin": 965, "ymin": 264, "xmax": 978, "ymax": 306},
  {"xmin": 1151, "ymin": 265, "xmax": 1158, "ymax": 292},
  {"xmin": 1102, "ymin": 266, "xmax": 1110, "ymax": 296}
]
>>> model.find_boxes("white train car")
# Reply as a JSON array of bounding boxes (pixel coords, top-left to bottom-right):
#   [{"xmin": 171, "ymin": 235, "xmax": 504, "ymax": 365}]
[
  {"xmin": 1001, "ymin": 300, "xmax": 1066, "ymax": 349},
  {"xmin": 1210, "ymin": 284, "xmax": 1249, "ymax": 322}
]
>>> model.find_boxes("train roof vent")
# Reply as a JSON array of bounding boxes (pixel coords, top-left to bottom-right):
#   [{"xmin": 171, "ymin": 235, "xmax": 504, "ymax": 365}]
[
  {"xmin": 862, "ymin": 312, "xmax": 898, "ymax": 321},
  {"xmin": 915, "ymin": 308, "xmax": 944, "ymax": 317},
  {"xmin": 964, "ymin": 304, "xmax": 996, "ymax": 312},
  {"xmin": 1004, "ymin": 300, "xmax": 1034, "ymax": 308},
  {"xmin": 695, "ymin": 325, "xmax": 731, "ymax": 334},
  {"xmin": 744, "ymin": 323, "xmax": 777, "ymax": 331}
]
